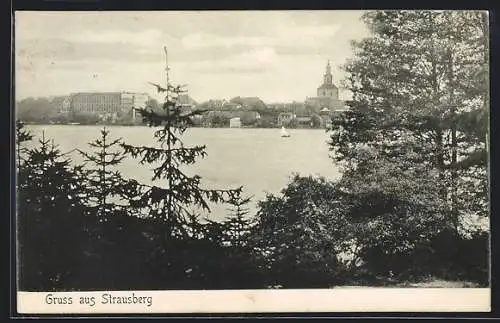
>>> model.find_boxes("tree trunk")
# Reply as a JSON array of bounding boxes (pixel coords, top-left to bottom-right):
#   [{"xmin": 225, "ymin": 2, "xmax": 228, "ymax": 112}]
[
  {"xmin": 102, "ymin": 127, "xmax": 106, "ymax": 216},
  {"xmin": 429, "ymin": 34, "xmax": 447, "ymax": 202},
  {"xmin": 446, "ymin": 46, "xmax": 459, "ymax": 236}
]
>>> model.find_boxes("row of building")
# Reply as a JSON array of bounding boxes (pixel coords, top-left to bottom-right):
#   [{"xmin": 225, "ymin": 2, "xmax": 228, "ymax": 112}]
[
  {"xmin": 192, "ymin": 107, "xmax": 344, "ymax": 129},
  {"xmin": 54, "ymin": 92, "xmax": 150, "ymax": 122},
  {"xmin": 50, "ymin": 60, "xmax": 347, "ymax": 127},
  {"xmin": 52, "ymin": 91, "xmax": 200, "ymax": 120},
  {"xmin": 199, "ymin": 61, "xmax": 348, "ymax": 128}
]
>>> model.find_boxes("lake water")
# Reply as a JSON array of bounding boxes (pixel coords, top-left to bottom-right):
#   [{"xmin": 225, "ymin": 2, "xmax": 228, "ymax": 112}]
[{"xmin": 24, "ymin": 125, "xmax": 341, "ymax": 221}]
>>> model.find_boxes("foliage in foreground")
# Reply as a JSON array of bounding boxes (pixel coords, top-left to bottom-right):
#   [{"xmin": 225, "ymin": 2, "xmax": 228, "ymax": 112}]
[
  {"xmin": 16, "ymin": 131, "xmax": 488, "ymax": 290},
  {"xmin": 16, "ymin": 122, "xmax": 488, "ymax": 290},
  {"xmin": 327, "ymin": 10, "xmax": 489, "ymax": 284},
  {"xmin": 16, "ymin": 11, "xmax": 490, "ymax": 290}
]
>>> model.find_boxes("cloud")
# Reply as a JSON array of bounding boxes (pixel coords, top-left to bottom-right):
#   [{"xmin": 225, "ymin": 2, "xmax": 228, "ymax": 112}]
[
  {"xmin": 239, "ymin": 47, "xmax": 278, "ymax": 65},
  {"xmin": 68, "ymin": 29, "xmax": 164, "ymax": 47},
  {"xmin": 191, "ymin": 65, "xmax": 268, "ymax": 74},
  {"xmin": 16, "ymin": 27, "xmax": 166, "ymax": 66},
  {"xmin": 14, "ymin": 11, "xmax": 367, "ymax": 102},
  {"xmin": 181, "ymin": 34, "xmax": 263, "ymax": 49},
  {"xmin": 180, "ymin": 24, "xmax": 341, "ymax": 51},
  {"xmin": 185, "ymin": 47, "xmax": 278, "ymax": 74},
  {"xmin": 17, "ymin": 22, "xmax": 164, "ymax": 47},
  {"xmin": 16, "ymin": 38, "xmax": 161, "ymax": 63}
]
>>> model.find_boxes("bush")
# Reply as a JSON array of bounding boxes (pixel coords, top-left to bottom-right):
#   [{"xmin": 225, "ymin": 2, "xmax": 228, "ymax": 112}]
[{"xmin": 253, "ymin": 175, "xmax": 350, "ymax": 288}]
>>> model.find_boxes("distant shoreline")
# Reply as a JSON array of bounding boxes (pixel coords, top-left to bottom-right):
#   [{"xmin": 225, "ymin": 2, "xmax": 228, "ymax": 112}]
[{"xmin": 21, "ymin": 122, "xmax": 328, "ymax": 130}]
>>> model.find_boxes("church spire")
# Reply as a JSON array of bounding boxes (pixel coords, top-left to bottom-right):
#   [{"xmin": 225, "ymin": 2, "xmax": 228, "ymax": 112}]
[{"xmin": 324, "ymin": 60, "xmax": 333, "ymax": 85}]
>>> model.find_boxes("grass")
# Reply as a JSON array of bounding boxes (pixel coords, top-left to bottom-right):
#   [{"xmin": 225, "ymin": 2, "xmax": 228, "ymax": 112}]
[
  {"xmin": 335, "ymin": 275, "xmax": 486, "ymax": 288},
  {"xmin": 395, "ymin": 278, "xmax": 483, "ymax": 288}
]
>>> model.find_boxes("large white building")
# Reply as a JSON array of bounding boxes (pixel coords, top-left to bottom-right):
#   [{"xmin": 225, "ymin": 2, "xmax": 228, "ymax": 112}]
[{"xmin": 62, "ymin": 91, "xmax": 149, "ymax": 121}]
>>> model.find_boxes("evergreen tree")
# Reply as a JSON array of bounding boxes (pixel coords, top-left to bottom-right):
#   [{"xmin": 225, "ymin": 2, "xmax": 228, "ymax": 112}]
[
  {"xmin": 328, "ymin": 10, "xmax": 489, "ymax": 280},
  {"xmin": 17, "ymin": 131, "xmax": 87, "ymax": 291},
  {"xmin": 191, "ymin": 192, "xmax": 265, "ymax": 289},
  {"xmin": 72, "ymin": 127, "xmax": 150, "ymax": 289},
  {"xmin": 333, "ymin": 10, "xmax": 488, "ymax": 226},
  {"xmin": 78, "ymin": 127, "xmax": 142, "ymax": 218},
  {"xmin": 223, "ymin": 193, "xmax": 254, "ymax": 248},
  {"xmin": 220, "ymin": 192, "xmax": 265, "ymax": 288},
  {"xmin": 121, "ymin": 46, "xmax": 241, "ymax": 237},
  {"xmin": 120, "ymin": 46, "xmax": 242, "ymax": 285},
  {"xmin": 15, "ymin": 120, "xmax": 33, "ymax": 169}
]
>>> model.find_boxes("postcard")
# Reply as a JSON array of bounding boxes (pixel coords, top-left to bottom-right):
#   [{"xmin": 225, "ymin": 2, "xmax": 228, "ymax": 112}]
[{"xmin": 14, "ymin": 10, "xmax": 491, "ymax": 314}]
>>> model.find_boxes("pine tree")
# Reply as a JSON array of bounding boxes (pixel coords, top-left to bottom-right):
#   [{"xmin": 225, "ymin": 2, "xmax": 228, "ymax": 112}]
[
  {"xmin": 15, "ymin": 120, "xmax": 33, "ymax": 169},
  {"xmin": 224, "ymin": 193, "xmax": 254, "ymax": 248},
  {"xmin": 328, "ymin": 10, "xmax": 489, "ymax": 280},
  {"xmin": 75, "ymin": 127, "xmax": 147, "ymax": 289},
  {"xmin": 17, "ymin": 131, "xmax": 87, "ymax": 291},
  {"xmin": 331, "ymin": 10, "xmax": 488, "ymax": 227},
  {"xmin": 78, "ymin": 127, "xmax": 142, "ymax": 218},
  {"xmin": 199, "ymin": 192, "xmax": 266, "ymax": 289},
  {"xmin": 118, "ymin": 46, "xmax": 243, "ymax": 288},
  {"xmin": 121, "ymin": 46, "xmax": 242, "ymax": 240}
]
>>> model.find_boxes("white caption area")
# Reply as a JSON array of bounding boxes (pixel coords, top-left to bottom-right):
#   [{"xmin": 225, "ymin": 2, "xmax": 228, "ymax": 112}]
[{"xmin": 17, "ymin": 288, "xmax": 490, "ymax": 314}]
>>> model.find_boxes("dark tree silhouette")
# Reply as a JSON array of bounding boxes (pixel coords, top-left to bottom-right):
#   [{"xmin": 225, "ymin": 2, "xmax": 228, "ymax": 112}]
[
  {"xmin": 17, "ymin": 131, "xmax": 88, "ymax": 291},
  {"xmin": 326, "ymin": 10, "xmax": 489, "ymax": 283},
  {"xmin": 254, "ymin": 175, "xmax": 348, "ymax": 288},
  {"xmin": 224, "ymin": 193, "xmax": 254, "ymax": 248},
  {"xmin": 121, "ymin": 46, "xmax": 242, "ymax": 238},
  {"xmin": 78, "ymin": 127, "xmax": 142, "ymax": 218},
  {"xmin": 118, "ymin": 47, "xmax": 243, "ymax": 288},
  {"xmin": 16, "ymin": 120, "xmax": 33, "ymax": 169}
]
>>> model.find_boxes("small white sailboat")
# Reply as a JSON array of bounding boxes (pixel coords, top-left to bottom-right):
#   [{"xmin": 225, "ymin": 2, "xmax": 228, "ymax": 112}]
[{"xmin": 280, "ymin": 126, "xmax": 290, "ymax": 138}]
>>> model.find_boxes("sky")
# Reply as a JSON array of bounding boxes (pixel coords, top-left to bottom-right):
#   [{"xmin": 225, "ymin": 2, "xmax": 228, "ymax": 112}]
[{"xmin": 15, "ymin": 11, "xmax": 370, "ymax": 103}]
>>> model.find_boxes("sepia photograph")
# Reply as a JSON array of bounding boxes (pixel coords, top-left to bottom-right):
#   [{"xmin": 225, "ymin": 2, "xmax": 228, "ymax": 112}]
[{"xmin": 14, "ymin": 10, "xmax": 490, "ymax": 313}]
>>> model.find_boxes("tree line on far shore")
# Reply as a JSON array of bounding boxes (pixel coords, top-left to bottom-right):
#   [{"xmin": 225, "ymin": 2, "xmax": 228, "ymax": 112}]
[
  {"xmin": 15, "ymin": 97, "xmax": 329, "ymax": 129},
  {"xmin": 16, "ymin": 10, "xmax": 489, "ymax": 291}
]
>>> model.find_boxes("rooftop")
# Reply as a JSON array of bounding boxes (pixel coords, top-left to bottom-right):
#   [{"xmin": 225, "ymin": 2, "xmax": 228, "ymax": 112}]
[
  {"xmin": 318, "ymin": 83, "xmax": 338, "ymax": 90},
  {"xmin": 71, "ymin": 92, "xmax": 122, "ymax": 99}
]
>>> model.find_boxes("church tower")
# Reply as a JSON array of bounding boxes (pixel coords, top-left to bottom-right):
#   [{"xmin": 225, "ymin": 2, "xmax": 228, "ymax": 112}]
[
  {"xmin": 317, "ymin": 60, "xmax": 338, "ymax": 99},
  {"xmin": 305, "ymin": 60, "xmax": 345, "ymax": 115},
  {"xmin": 324, "ymin": 60, "xmax": 333, "ymax": 85}
]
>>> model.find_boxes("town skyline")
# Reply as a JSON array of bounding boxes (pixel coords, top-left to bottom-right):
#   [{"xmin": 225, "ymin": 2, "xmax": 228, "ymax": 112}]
[{"xmin": 15, "ymin": 11, "xmax": 369, "ymax": 103}]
